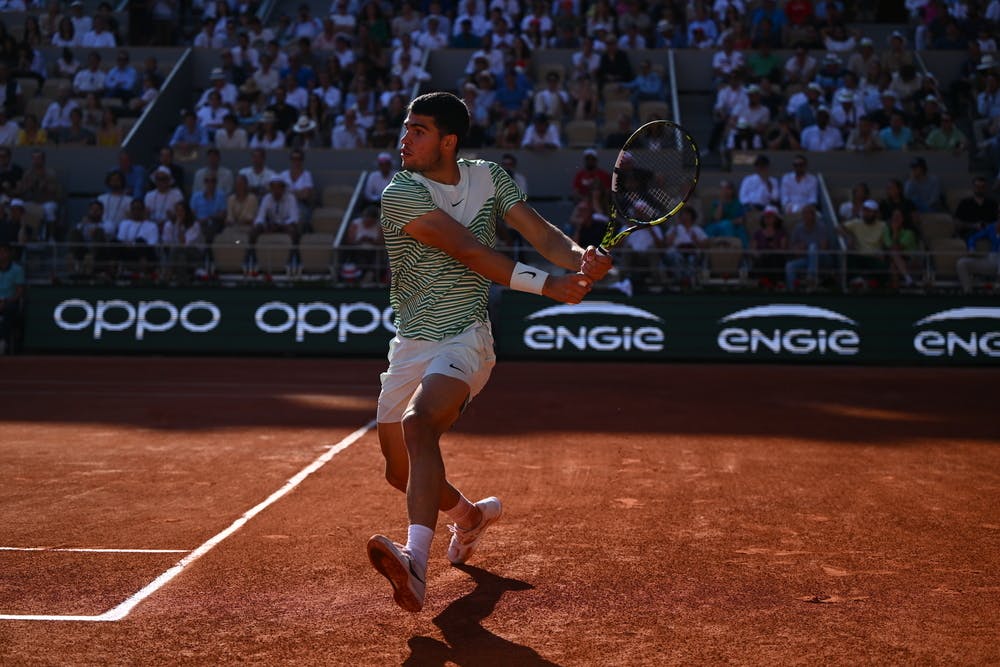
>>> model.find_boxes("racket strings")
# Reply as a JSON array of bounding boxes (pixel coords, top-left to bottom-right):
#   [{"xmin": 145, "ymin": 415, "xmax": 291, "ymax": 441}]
[{"xmin": 613, "ymin": 127, "xmax": 699, "ymax": 225}]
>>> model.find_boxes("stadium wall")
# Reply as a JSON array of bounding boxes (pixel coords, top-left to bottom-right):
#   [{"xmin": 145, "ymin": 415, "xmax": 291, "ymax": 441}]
[{"xmin": 22, "ymin": 286, "xmax": 1000, "ymax": 365}]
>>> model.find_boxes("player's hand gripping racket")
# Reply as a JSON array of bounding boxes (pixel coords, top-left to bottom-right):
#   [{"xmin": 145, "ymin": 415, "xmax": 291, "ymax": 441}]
[{"xmin": 597, "ymin": 119, "xmax": 700, "ymax": 253}]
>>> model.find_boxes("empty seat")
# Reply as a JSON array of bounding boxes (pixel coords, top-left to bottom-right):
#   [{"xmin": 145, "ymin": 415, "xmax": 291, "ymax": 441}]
[
  {"xmin": 298, "ymin": 232, "xmax": 334, "ymax": 275},
  {"xmin": 928, "ymin": 238, "xmax": 967, "ymax": 285},
  {"xmin": 211, "ymin": 227, "xmax": 249, "ymax": 274},
  {"xmin": 638, "ymin": 100, "xmax": 670, "ymax": 122},
  {"xmin": 564, "ymin": 119, "xmax": 598, "ymax": 148},
  {"xmin": 311, "ymin": 207, "xmax": 346, "ymax": 235},
  {"xmin": 918, "ymin": 212, "xmax": 956, "ymax": 243},
  {"xmin": 255, "ymin": 232, "xmax": 293, "ymax": 274},
  {"xmin": 704, "ymin": 236, "xmax": 744, "ymax": 281},
  {"xmin": 321, "ymin": 183, "xmax": 355, "ymax": 209}
]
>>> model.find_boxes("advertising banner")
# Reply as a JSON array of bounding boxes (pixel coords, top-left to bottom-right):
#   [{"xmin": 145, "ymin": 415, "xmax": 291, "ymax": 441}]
[
  {"xmin": 497, "ymin": 293, "xmax": 1000, "ymax": 365},
  {"xmin": 25, "ymin": 286, "xmax": 396, "ymax": 354},
  {"xmin": 24, "ymin": 287, "xmax": 1000, "ymax": 364}
]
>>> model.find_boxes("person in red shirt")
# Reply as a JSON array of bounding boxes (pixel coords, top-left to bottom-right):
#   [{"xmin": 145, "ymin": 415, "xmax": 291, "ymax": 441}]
[
  {"xmin": 571, "ymin": 148, "xmax": 611, "ymax": 201},
  {"xmin": 784, "ymin": 0, "xmax": 815, "ymax": 26}
]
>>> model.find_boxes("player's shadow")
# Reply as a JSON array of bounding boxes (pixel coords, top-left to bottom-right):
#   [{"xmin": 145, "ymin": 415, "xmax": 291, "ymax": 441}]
[{"xmin": 403, "ymin": 564, "xmax": 562, "ymax": 667}]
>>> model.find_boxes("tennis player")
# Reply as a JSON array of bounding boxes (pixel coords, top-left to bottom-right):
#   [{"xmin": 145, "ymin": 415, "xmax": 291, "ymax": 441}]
[{"xmin": 368, "ymin": 91, "xmax": 612, "ymax": 612}]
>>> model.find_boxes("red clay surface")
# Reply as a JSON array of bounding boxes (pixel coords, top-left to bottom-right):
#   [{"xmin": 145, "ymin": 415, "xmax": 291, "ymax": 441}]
[{"xmin": 0, "ymin": 357, "xmax": 997, "ymax": 666}]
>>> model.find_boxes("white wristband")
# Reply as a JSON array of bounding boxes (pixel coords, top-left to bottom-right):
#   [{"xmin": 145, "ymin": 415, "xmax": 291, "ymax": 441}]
[{"xmin": 509, "ymin": 262, "xmax": 549, "ymax": 295}]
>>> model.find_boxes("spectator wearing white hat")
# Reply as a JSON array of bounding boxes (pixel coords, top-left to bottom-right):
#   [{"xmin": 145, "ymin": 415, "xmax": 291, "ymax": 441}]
[
  {"xmin": 197, "ymin": 68, "xmax": 238, "ymax": 108},
  {"xmin": 144, "ymin": 166, "xmax": 184, "ymax": 227},
  {"xmin": 362, "ymin": 152, "xmax": 397, "ymax": 206},
  {"xmin": 837, "ymin": 198, "xmax": 888, "ymax": 282},
  {"xmin": 847, "ymin": 37, "xmax": 879, "ymax": 80},
  {"xmin": 882, "ymin": 30, "xmax": 914, "ymax": 74},
  {"xmin": 829, "ymin": 87, "xmax": 860, "ymax": 138}
]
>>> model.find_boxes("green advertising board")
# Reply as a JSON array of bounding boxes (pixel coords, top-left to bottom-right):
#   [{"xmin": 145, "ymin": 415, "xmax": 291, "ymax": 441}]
[
  {"xmin": 23, "ymin": 286, "xmax": 1000, "ymax": 364},
  {"xmin": 24, "ymin": 286, "xmax": 396, "ymax": 355},
  {"xmin": 497, "ymin": 293, "xmax": 1000, "ymax": 365}
]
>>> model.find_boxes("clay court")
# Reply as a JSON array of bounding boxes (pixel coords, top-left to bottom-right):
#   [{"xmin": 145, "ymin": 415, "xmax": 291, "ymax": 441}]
[{"xmin": 0, "ymin": 357, "xmax": 997, "ymax": 666}]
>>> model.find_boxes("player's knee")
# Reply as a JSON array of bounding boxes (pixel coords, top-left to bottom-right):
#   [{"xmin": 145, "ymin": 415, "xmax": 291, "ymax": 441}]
[
  {"xmin": 400, "ymin": 408, "xmax": 440, "ymax": 453},
  {"xmin": 384, "ymin": 467, "xmax": 407, "ymax": 493}
]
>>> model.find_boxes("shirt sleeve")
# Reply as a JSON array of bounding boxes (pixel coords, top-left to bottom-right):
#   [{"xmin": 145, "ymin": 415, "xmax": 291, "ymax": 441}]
[
  {"xmin": 487, "ymin": 161, "xmax": 527, "ymax": 216},
  {"xmin": 380, "ymin": 173, "xmax": 437, "ymax": 233}
]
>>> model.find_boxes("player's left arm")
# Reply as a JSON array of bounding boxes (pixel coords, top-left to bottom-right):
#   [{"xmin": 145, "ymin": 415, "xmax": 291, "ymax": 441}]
[{"xmin": 503, "ymin": 201, "xmax": 612, "ymax": 281}]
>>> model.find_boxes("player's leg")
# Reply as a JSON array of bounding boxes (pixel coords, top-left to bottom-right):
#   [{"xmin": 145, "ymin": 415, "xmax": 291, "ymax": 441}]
[{"xmin": 377, "ymin": 420, "xmax": 476, "ymax": 520}]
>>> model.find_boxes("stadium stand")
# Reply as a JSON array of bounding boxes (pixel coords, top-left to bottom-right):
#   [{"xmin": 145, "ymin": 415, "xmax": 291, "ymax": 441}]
[{"xmin": 0, "ymin": 0, "xmax": 996, "ymax": 305}]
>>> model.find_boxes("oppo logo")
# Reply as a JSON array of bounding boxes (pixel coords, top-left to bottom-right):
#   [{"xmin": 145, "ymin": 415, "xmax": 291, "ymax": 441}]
[
  {"xmin": 717, "ymin": 305, "xmax": 860, "ymax": 356},
  {"xmin": 523, "ymin": 302, "xmax": 665, "ymax": 352},
  {"xmin": 255, "ymin": 301, "xmax": 394, "ymax": 342},
  {"xmin": 54, "ymin": 299, "xmax": 221, "ymax": 340},
  {"xmin": 913, "ymin": 307, "xmax": 1000, "ymax": 358},
  {"xmin": 52, "ymin": 298, "xmax": 395, "ymax": 343}
]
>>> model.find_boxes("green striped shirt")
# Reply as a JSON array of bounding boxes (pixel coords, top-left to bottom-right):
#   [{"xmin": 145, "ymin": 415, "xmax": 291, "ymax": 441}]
[{"xmin": 380, "ymin": 158, "xmax": 526, "ymax": 341}]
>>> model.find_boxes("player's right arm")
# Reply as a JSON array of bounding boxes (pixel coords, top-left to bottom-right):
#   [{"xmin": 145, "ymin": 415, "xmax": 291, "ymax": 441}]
[{"xmin": 402, "ymin": 209, "xmax": 592, "ymax": 304}]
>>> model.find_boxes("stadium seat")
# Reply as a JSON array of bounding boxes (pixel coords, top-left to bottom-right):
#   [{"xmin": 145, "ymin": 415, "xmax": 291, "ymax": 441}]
[
  {"xmin": 311, "ymin": 207, "xmax": 345, "ymax": 235},
  {"xmin": 638, "ymin": 100, "xmax": 670, "ymax": 122},
  {"xmin": 321, "ymin": 183, "xmax": 355, "ymax": 209},
  {"xmin": 298, "ymin": 232, "xmax": 334, "ymax": 276},
  {"xmin": 601, "ymin": 82, "xmax": 630, "ymax": 103},
  {"xmin": 928, "ymin": 238, "xmax": 967, "ymax": 287},
  {"xmin": 702, "ymin": 236, "xmax": 745, "ymax": 285},
  {"xmin": 16, "ymin": 77, "xmax": 39, "ymax": 100},
  {"xmin": 211, "ymin": 227, "xmax": 249, "ymax": 275},
  {"xmin": 602, "ymin": 100, "xmax": 634, "ymax": 126},
  {"xmin": 254, "ymin": 233, "xmax": 293, "ymax": 275},
  {"xmin": 564, "ymin": 119, "xmax": 598, "ymax": 148},
  {"xmin": 918, "ymin": 212, "xmax": 956, "ymax": 243}
]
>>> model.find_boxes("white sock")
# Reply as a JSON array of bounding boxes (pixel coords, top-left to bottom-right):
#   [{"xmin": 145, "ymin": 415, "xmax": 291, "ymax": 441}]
[
  {"xmin": 444, "ymin": 493, "xmax": 478, "ymax": 530},
  {"xmin": 405, "ymin": 524, "xmax": 434, "ymax": 573}
]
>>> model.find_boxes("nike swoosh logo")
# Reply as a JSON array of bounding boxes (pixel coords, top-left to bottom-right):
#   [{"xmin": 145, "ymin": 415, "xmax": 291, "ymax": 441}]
[
  {"xmin": 517, "ymin": 270, "xmax": 537, "ymax": 278},
  {"xmin": 451, "ymin": 199, "xmax": 463, "ymax": 207},
  {"xmin": 448, "ymin": 363, "xmax": 464, "ymax": 373}
]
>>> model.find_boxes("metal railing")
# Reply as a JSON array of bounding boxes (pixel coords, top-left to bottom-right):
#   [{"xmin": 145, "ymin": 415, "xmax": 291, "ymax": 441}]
[{"xmin": 14, "ymin": 240, "xmax": 992, "ymax": 294}]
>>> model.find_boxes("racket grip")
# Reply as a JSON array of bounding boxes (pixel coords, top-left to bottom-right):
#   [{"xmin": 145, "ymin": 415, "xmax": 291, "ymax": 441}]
[{"xmin": 596, "ymin": 246, "xmax": 609, "ymax": 256}]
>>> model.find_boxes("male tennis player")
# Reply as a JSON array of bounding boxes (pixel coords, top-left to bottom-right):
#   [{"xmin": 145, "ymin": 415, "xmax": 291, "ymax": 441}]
[{"xmin": 368, "ymin": 91, "xmax": 612, "ymax": 612}]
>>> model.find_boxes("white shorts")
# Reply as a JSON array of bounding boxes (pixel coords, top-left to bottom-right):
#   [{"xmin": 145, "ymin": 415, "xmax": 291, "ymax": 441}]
[{"xmin": 376, "ymin": 321, "xmax": 496, "ymax": 423}]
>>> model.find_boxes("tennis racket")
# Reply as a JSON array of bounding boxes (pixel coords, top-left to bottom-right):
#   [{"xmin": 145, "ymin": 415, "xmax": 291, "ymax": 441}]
[{"xmin": 597, "ymin": 119, "xmax": 700, "ymax": 252}]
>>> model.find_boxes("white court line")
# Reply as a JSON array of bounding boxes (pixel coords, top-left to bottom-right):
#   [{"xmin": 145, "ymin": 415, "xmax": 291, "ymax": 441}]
[
  {"xmin": 0, "ymin": 547, "xmax": 189, "ymax": 554},
  {"xmin": 0, "ymin": 420, "xmax": 375, "ymax": 623}
]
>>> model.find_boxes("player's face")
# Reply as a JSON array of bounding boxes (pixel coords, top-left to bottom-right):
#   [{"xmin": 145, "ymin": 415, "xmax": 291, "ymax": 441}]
[{"xmin": 399, "ymin": 112, "xmax": 448, "ymax": 172}]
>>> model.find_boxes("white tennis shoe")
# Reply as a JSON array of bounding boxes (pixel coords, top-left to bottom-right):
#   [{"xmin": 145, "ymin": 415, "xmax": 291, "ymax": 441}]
[
  {"xmin": 367, "ymin": 534, "xmax": 426, "ymax": 612},
  {"xmin": 447, "ymin": 497, "xmax": 503, "ymax": 565}
]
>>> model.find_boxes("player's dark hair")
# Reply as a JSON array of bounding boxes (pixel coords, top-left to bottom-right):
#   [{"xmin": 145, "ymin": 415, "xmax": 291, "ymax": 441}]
[{"xmin": 409, "ymin": 91, "xmax": 470, "ymax": 147}]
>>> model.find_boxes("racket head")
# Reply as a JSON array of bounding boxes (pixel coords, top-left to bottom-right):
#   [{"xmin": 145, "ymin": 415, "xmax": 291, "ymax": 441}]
[{"xmin": 601, "ymin": 120, "xmax": 700, "ymax": 250}]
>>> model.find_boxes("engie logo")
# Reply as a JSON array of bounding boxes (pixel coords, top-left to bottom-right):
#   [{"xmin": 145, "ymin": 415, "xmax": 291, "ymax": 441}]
[
  {"xmin": 913, "ymin": 307, "xmax": 1000, "ymax": 358},
  {"xmin": 717, "ymin": 304, "xmax": 860, "ymax": 356},
  {"xmin": 523, "ymin": 301, "xmax": 665, "ymax": 352}
]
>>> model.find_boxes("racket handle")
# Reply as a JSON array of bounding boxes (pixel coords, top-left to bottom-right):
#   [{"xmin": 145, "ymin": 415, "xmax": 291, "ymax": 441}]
[{"xmin": 596, "ymin": 246, "xmax": 609, "ymax": 256}]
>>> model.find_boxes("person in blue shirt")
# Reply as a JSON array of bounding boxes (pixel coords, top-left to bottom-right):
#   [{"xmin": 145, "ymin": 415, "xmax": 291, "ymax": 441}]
[
  {"xmin": 0, "ymin": 240, "xmax": 25, "ymax": 354},
  {"xmin": 620, "ymin": 59, "xmax": 666, "ymax": 107},
  {"xmin": 104, "ymin": 50, "xmax": 138, "ymax": 102},
  {"xmin": 114, "ymin": 150, "xmax": 147, "ymax": 201},
  {"xmin": 169, "ymin": 110, "xmax": 210, "ymax": 159},
  {"xmin": 957, "ymin": 214, "xmax": 1000, "ymax": 293},
  {"xmin": 189, "ymin": 173, "xmax": 227, "ymax": 242}
]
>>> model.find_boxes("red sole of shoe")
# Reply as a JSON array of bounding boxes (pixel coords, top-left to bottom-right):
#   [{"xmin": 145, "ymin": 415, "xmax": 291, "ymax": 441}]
[{"xmin": 367, "ymin": 537, "xmax": 422, "ymax": 613}]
